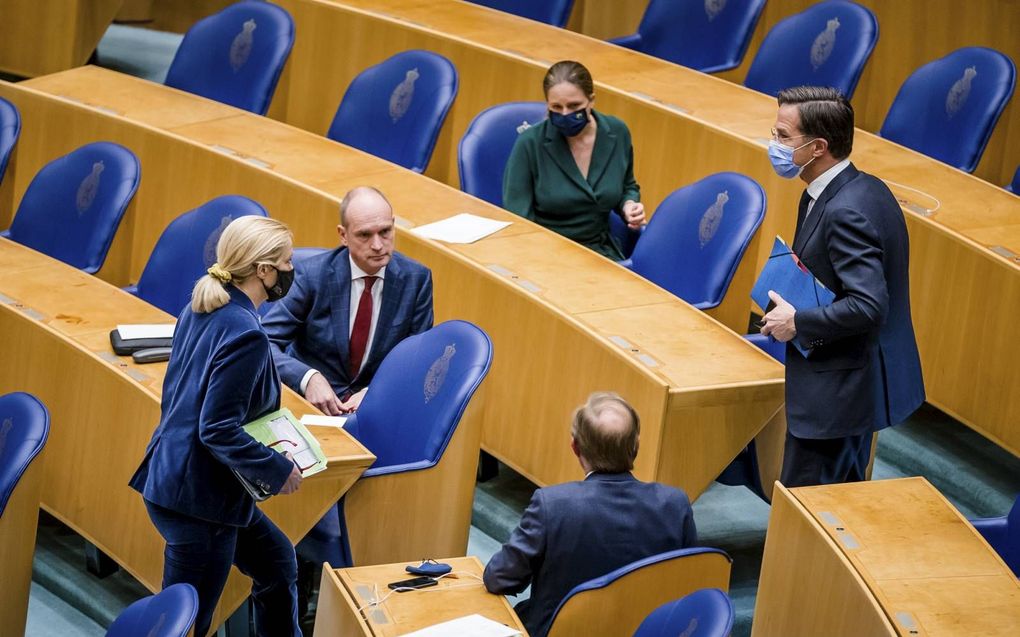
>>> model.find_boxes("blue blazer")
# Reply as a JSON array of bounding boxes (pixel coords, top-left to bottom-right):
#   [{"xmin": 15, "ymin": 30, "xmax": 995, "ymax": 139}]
[
  {"xmin": 789, "ymin": 163, "xmax": 925, "ymax": 438},
  {"xmin": 483, "ymin": 472, "xmax": 697, "ymax": 637},
  {"xmin": 130, "ymin": 286, "xmax": 294, "ymax": 526},
  {"xmin": 262, "ymin": 248, "xmax": 433, "ymax": 397}
]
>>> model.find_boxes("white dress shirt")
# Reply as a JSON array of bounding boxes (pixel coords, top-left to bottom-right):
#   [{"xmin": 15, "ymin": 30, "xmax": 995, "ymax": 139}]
[
  {"xmin": 804, "ymin": 158, "xmax": 851, "ymax": 218},
  {"xmin": 300, "ymin": 256, "xmax": 387, "ymax": 394}
]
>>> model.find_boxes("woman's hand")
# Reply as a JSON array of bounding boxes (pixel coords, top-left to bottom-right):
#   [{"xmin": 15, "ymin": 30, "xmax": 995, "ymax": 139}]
[
  {"xmin": 622, "ymin": 200, "xmax": 645, "ymax": 229},
  {"xmin": 279, "ymin": 452, "xmax": 303, "ymax": 495}
]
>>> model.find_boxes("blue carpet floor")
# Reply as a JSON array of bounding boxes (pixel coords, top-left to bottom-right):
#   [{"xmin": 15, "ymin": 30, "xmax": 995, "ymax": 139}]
[{"xmin": 17, "ymin": 22, "xmax": 1020, "ymax": 637}]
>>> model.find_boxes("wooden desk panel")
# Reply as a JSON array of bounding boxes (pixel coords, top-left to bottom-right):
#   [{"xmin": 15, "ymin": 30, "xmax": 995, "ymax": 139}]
[
  {"xmin": 753, "ymin": 478, "xmax": 1020, "ymax": 637},
  {"xmin": 252, "ymin": 0, "xmax": 1020, "ymax": 457},
  {"xmin": 0, "ymin": 0, "xmax": 123, "ymax": 77},
  {"xmin": 0, "ymin": 238, "xmax": 374, "ymax": 635},
  {"xmin": 3, "ymin": 69, "xmax": 785, "ymax": 496},
  {"xmin": 315, "ymin": 556, "xmax": 527, "ymax": 637}
]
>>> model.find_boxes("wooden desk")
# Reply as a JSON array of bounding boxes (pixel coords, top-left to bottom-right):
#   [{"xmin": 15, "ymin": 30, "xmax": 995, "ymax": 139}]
[
  {"xmin": 0, "ymin": 1, "xmax": 123, "ymax": 77},
  {"xmin": 0, "ymin": 238, "xmax": 375, "ymax": 634},
  {"xmin": 314, "ymin": 556, "xmax": 528, "ymax": 636},
  {"xmin": 753, "ymin": 478, "xmax": 1020, "ymax": 636},
  {"xmin": 2, "ymin": 68, "xmax": 786, "ymax": 500},
  {"xmin": 242, "ymin": 0, "xmax": 1019, "ymax": 458}
]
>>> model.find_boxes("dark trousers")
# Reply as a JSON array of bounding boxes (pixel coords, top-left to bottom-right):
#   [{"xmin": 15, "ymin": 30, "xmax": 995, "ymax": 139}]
[
  {"xmin": 779, "ymin": 431, "xmax": 872, "ymax": 488},
  {"xmin": 145, "ymin": 500, "xmax": 301, "ymax": 637}
]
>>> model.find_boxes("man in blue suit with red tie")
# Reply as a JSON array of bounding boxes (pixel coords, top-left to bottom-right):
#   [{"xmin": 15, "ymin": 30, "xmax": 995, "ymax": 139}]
[
  {"xmin": 263, "ymin": 186, "xmax": 433, "ymax": 414},
  {"xmin": 484, "ymin": 393, "xmax": 697, "ymax": 637},
  {"xmin": 760, "ymin": 86, "xmax": 925, "ymax": 487}
]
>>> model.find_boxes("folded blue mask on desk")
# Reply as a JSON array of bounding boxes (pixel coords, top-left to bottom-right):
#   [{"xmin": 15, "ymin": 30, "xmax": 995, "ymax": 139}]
[{"xmin": 406, "ymin": 560, "xmax": 453, "ymax": 576}]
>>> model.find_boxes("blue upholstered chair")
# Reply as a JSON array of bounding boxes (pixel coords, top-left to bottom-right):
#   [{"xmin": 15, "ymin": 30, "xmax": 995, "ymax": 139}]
[
  {"xmin": 610, "ymin": 0, "xmax": 766, "ymax": 73},
  {"xmin": 467, "ymin": 0, "xmax": 575, "ymax": 28},
  {"xmin": 165, "ymin": 1, "xmax": 294, "ymax": 115},
  {"xmin": 1008, "ymin": 166, "xmax": 1020, "ymax": 193},
  {"xmin": 106, "ymin": 583, "xmax": 199, "ymax": 637},
  {"xmin": 0, "ymin": 392, "xmax": 50, "ymax": 637},
  {"xmin": 715, "ymin": 333, "xmax": 785, "ymax": 502},
  {"xmin": 301, "ymin": 320, "xmax": 493, "ymax": 567},
  {"xmin": 632, "ymin": 588, "xmax": 735, "ymax": 637},
  {"xmin": 970, "ymin": 496, "xmax": 1020, "ymax": 577},
  {"xmin": 879, "ymin": 47, "xmax": 1016, "ymax": 173},
  {"xmin": 0, "ymin": 97, "xmax": 20, "ymax": 187},
  {"xmin": 546, "ymin": 548, "xmax": 733, "ymax": 637},
  {"xmin": 328, "ymin": 50, "xmax": 459, "ymax": 173},
  {"xmin": 621, "ymin": 172, "xmax": 766, "ymax": 310},
  {"xmin": 1, "ymin": 142, "xmax": 140, "ymax": 273},
  {"xmin": 459, "ymin": 101, "xmax": 547, "ymax": 206},
  {"xmin": 128, "ymin": 195, "xmax": 268, "ymax": 316},
  {"xmin": 744, "ymin": 0, "xmax": 878, "ymax": 99}
]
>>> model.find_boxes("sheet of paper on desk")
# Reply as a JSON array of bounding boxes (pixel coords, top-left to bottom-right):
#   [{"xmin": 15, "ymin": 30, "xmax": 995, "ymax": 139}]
[
  {"xmin": 116, "ymin": 324, "xmax": 175, "ymax": 340},
  {"xmin": 400, "ymin": 614, "xmax": 521, "ymax": 637},
  {"xmin": 411, "ymin": 213, "xmax": 512, "ymax": 244},
  {"xmin": 300, "ymin": 414, "xmax": 348, "ymax": 428}
]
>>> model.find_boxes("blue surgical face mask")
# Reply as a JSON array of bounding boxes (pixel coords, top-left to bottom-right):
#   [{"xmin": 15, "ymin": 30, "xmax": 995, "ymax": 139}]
[
  {"xmin": 768, "ymin": 138, "xmax": 817, "ymax": 179},
  {"xmin": 549, "ymin": 108, "xmax": 590, "ymax": 137}
]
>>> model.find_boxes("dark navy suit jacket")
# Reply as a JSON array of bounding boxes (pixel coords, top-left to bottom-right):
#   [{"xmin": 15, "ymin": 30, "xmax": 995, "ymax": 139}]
[
  {"xmin": 130, "ymin": 286, "xmax": 294, "ymax": 526},
  {"xmin": 483, "ymin": 472, "xmax": 697, "ymax": 637},
  {"xmin": 789, "ymin": 163, "xmax": 925, "ymax": 438},
  {"xmin": 262, "ymin": 248, "xmax": 433, "ymax": 397}
]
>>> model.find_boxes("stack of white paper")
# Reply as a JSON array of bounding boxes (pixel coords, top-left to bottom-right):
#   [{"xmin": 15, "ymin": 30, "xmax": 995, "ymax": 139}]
[
  {"xmin": 116, "ymin": 324, "xmax": 175, "ymax": 340},
  {"xmin": 399, "ymin": 614, "xmax": 521, "ymax": 637},
  {"xmin": 411, "ymin": 213, "xmax": 512, "ymax": 244},
  {"xmin": 300, "ymin": 414, "xmax": 348, "ymax": 429}
]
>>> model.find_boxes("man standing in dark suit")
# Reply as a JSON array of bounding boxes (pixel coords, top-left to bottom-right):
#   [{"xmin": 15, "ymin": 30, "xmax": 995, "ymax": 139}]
[
  {"xmin": 263, "ymin": 186, "xmax": 433, "ymax": 414},
  {"xmin": 760, "ymin": 86, "xmax": 925, "ymax": 487},
  {"xmin": 484, "ymin": 393, "xmax": 697, "ymax": 637}
]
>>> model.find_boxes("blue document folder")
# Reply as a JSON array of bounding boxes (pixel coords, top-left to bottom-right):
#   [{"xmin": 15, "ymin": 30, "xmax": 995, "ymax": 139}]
[{"xmin": 751, "ymin": 236, "xmax": 835, "ymax": 357}]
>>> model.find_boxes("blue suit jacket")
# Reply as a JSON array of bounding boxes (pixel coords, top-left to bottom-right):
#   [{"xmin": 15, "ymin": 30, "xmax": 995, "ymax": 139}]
[
  {"xmin": 789, "ymin": 163, "xmax": 925, "ymax": 438},
  {"xmin": 129, "ymin": 286, "xmax": 294, "ymax": 526},
  {"xmin": 483, "ymin": 472, "xmax": 697, "ymax": 637},
  {"xmin": 262, "ymin": 248, "xmax": 433, "ymax": 397}
]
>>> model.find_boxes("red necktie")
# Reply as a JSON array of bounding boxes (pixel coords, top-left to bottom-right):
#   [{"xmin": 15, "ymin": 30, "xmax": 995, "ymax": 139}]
[{"xmin": 349, "ymin": 276, "xmax": 378, "ymax": 377}]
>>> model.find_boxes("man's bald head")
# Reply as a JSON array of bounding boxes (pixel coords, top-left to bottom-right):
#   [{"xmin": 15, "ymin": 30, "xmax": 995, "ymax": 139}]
[{"xmin": 571, "ymin": 392, "xmax": 640, "ymax": 473}]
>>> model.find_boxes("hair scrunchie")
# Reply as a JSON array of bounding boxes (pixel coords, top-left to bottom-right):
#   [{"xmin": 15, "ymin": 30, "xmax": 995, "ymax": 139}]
[{"xmin": 207, "ymin": 263, "xmax": 232, "ymax": 283}]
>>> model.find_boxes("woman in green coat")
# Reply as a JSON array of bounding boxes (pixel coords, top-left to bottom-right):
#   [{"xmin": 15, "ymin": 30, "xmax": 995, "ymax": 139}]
[{"xmin": 502, "ymin": 60, "xmax": 645, "ymax": 260}]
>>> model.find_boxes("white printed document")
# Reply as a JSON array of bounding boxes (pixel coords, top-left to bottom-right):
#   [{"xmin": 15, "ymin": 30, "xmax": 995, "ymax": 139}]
[
  {"xmin": 300, "ymin": 414, "xmax": 348, "ymax": 428},
  {"xmin": 116, "ymin": 324, "xmax": 175, "ymax": 340},
  {"xmin": 411, "ymin": 213, "xmax": 512, "ymax": 244},
  {"xmin": 399, "ymin": 614, "xmax": 522, "ymax": 637}
]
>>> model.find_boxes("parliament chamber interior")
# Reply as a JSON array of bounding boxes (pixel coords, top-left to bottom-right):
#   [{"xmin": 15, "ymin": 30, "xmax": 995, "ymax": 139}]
[{"xmin": 0, "ymin": 1, "xmax": 1017, "ymax": 636}]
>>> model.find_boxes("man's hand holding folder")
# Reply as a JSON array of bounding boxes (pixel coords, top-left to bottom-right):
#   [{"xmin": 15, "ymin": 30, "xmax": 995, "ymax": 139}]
[{"xmin": 752, "ymin": 236, "xmax": 835, "ymax": 357}]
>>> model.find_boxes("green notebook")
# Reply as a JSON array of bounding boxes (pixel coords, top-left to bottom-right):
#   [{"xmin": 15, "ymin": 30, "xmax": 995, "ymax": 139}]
[{"xmin": 234, "ymin": 408, "xmax": 328, "ymax": 501}]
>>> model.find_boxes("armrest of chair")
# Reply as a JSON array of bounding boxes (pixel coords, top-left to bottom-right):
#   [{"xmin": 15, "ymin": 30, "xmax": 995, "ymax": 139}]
[
  {"xmin": 693, "ymin": 300, "xmax": 719, "ymax": 310},
  {"xmin": 608, "ymin": 33, "xmax": 642, "ymax": 51},
  {"xmin": 0, "ymin": 229, "xmax": 10, "ymax": 238},
  {"xmin": 361, "ymin": 458, "xmax": 436, "ymax": 478},
  {"xmin": 970, "ymin": 516, "xmax": 1008, "ymax": 547},
  {"xmin": 698, "ymin": 60, "xmax": 742, "ymax": 74},
  {"xmin": 617, "ymin": 258, "xmax": 634, "ymax": 269},
  {"xmin": 122, "ymin": 284, "xmax": 139, "ymax": 296}
]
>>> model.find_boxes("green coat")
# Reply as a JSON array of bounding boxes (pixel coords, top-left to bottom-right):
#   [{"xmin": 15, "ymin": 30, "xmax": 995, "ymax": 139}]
[{"xmin": 502, "ymin": 110, "xmax": 641, "ymax": 260}]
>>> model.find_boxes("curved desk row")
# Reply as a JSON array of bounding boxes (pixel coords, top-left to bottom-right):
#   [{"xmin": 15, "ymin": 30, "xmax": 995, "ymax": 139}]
[
  {"xmin": 753, "ymin": 477, "xmax": 1020, "ymax": 636},
  {"xmin": 0, "ymin": 0, "xmax": 123, "ymax": 78},
  {"xmin": 566, "ymin": 0, "xmax": 1018, "ymax": 187},
  {"xmin": 1, "ymin": 67, "xmax": 785, "ymax": 499},
  {"xmin": 0, "ymin": 238, "xmax": 375, "ymax": 634},
  {"xmin": 251, "ymin": 0, "xmax": 1019, "ymax": 458}
]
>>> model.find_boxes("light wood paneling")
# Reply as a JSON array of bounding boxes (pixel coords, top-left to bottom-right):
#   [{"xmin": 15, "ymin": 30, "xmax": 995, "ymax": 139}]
[
  {"xmin": 546, "ymin": 550, "xmax": 731, "ymax": 637},
  {"xmin": 754, "ymin": 479, "xmax": 1020, "ymax": 636},
  {"xmin": 315, "ymin": 557, "xmax": 527, "ymax": 637},
  {"xmin": 5, "ymin": 69, "xmax": 785, "ymax": 497},
  {"xmin": 0, "ymin": 424, "xmax": 47, "ymax": 637},
  {"xmin": 566, "ymin": 0, "xmax": 647, "ymax": 41},
  {"xmin": 0, "ymin": 0, "xmax": 123, "ymax": 77},
  {"xmin": 0, "ymin": 238, "xmax": 375, "ymax": 635},
  {"xmin": 240, "ymin": 0, "xmax": 1020, "ymax": 456},
  {"xmin": 713, "ymin": 0, "xmax": 1020, "ymax": 187}
]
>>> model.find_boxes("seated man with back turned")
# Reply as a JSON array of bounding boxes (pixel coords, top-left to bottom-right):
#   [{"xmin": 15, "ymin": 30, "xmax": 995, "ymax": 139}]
[
  {"xmin": 484, "ymin": 392, "xmax": 697, "ymax": 637},
  {"xmin": 263, "ymin": 186, "xmax": 433, "ymax": 414}
]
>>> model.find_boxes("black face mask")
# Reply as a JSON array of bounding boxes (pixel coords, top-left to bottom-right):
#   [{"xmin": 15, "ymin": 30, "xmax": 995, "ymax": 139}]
[{"xmin": 264, "ymin": 266, "xmax": 294, "ymax": 302}]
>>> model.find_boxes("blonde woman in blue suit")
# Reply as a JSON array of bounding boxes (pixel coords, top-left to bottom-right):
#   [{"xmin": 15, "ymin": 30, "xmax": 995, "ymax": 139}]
[{"xmin": 130, "ymin": 216, "xmax": 304, "ymax": 636}]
